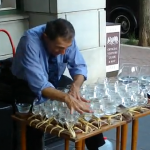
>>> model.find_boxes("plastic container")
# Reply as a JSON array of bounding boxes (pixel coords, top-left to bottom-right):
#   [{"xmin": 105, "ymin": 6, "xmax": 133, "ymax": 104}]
[
  {"xmin": 16, "ymin": 103, "xmax": 31, "ymax": 113},
  {"xmin": 98, "ymin": 137, "xmax": 113, "ymax": 150}
]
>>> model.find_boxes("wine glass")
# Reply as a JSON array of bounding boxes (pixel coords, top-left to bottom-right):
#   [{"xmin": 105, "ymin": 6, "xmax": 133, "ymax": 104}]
[
  {"xmin": 80, "ymin": 84, "xmax": 87, "ymax": 97},
  {"xmin": 120, "ymin": 91, "xmax": 137, "ymax": 108},
  {"xmin": 53, "ymin": 101, "xmax": 60, "ymax": 120},
  {"xmin": 133, "ymin": 89, "xmax": 148, "ymax": 106},
  {"xmin": 138, "ymin": 65, "xmax": 150, "ymax": 90},
  {"xmin": 39, "ymin": 103, "xmax": 46, "ymax": 118},
  {"xmin": 92, "ymin": 98, "xmax": 105, "ymax": 118},
  {"xmin": 120, "ymin": 63, "xmax": 138, "ymax": 69},
  {"xmin": 103, "ymin": 96, "xmax": 116, "ymax": 115},
  {"xmin": 117, "ymin": 64, "xmax": 139, "ymax": 85},
  {"xmin": 58, "ymin": 102, "xmax": 68, "ymax": 126},
  {"xmin": 44, "ymin": 100, "xmax": 53, "ymax": 118},
  {"xmin": 32, "ymin": 99, "xmax": 40, "ymax": 115},
  {"xmin": 66, "ymin": 110, "xmax": 80, "ymax": 127}
]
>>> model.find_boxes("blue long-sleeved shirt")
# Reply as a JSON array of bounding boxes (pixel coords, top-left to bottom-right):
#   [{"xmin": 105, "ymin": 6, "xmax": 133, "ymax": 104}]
[{"xmin": 11, "ymin": 24, "xmax": 87, "ymax": 104}]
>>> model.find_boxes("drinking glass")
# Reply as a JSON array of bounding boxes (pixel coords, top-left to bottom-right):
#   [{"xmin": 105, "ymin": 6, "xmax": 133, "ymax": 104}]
[
  {"xmin": 120, "ymin": 92, "xmax": 137, "ymax": 108},
  {"xmin": 32, "ymin": 99, "xmax": 40, "ymax": 115},
  {"xmin": 95, "ymin": 79, "xmax": 106, "ymax": 98},
  {"xmin": 44, "ymin": 100, "xmax": 53, "ymax": 118},
  {"xmin": 109, "ymin": 92, "xmax": 122, "ymax": 107},
  {"xmin": 66, "ymin": 110, "xmax": 80, "ymax": 127},
  {"xmin": 138, "ymin": 65, "xmax": 150, "ymax": 90},
  {"xmin": 58, "ymin": 102, "xmax": 68, "ymax": 126},
  {"xmin": 39, "ymin": 103, "xmax": 45, "ymax": 117},
  {"xmin": 83, "ymin": 96, "xmax": 94, "ymax": 121},
  {"xmin": 51, "ymin": 101, "xmax": 59, "ymax": 122},
  {"xmin": 80, "ymin": 84, "xmax": 87, "ymax": 97},
  {"xmin": 117, "ymin": 64, "xmax": 139, "ymax": 85},
  {"xmin": 92, "ymin": 98, "xmax": 105, "ymax": 118},
  {"xmin": 103, "ymin": 96, "xmax": 116, "ymax": 115},
  {"xmin": 126, "ymin": 82, "xmax": 139, "ymax": 96},
  {"xmin": 105, "ymin": 78, "xmax": 118, "ymax": 95},
  {"xmin": 116, "ymin": 81, "xmax": 127, "ymax": 97},
  {"xmin": 120, "ymin": 63, "xmax": 138, "ymax": 69},
  {"xmin": 133, "ymin": 89, "xmax": 148, "ymax": 106},
  {"xmin": 97, "ymin": 78, "xmax": 108, "ymax": 89},
  {"xmin": 85, "ymin": 84, "xmax": 97, "ymax": 99}
]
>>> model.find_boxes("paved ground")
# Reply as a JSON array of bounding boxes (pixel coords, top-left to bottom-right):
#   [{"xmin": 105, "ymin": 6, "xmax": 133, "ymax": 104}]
[
  {"xmin": 46, "ymin": 45, "xmax": 150, "ymax": 150},
  {"xmin": 120, "ymin": 45, "xmax": 150, "ymax": 66}
]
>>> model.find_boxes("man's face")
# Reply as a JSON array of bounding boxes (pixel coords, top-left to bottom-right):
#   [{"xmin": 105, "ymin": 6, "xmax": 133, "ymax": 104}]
[{"xmin": 43, "ymin": 34, "xmax": 72, "ymax": 56}]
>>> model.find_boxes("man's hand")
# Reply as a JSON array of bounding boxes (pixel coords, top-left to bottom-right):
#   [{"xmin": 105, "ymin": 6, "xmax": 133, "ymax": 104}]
[
  {"xmin": 68, "ymin": 83, "xmax": 89, "ymax": 103},
  {"xmin": 65, "ymin": 93, "xmax": 92, "ymax": 114}
]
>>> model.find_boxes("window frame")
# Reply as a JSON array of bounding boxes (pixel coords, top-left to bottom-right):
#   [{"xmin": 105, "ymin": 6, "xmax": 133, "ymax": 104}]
[{"xmin": 0, "ymin": 0, "xmax": 23, "ymax": 15}]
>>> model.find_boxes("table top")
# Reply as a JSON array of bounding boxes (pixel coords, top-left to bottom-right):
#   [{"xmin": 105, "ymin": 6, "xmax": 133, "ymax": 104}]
[
  {"xmin": 12, "ymin": 105, "xmax": 150, "ymax": 142},
  {"xmin": 12, "ymin": 113, "xmax": 127, "ymax": 142}
]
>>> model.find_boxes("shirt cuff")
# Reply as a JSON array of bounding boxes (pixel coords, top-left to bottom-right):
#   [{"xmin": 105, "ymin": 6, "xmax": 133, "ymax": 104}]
[
  {"xmin": 70, "ymin": 69, "xmax": 87, "ymax": 81},
  {"xmin": 36, "ymin": 82, "xmax": 55, "ymax": 104}
]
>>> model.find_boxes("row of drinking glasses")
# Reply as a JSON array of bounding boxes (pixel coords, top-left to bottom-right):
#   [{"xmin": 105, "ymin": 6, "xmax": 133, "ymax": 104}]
[
  {"xmin": 118, "ymin": 63, "xmax": 150, "ymax": 91},
  {"xmin": 80, "ymin": 64, "xmax": 150, "ymax": 121},
  {"xmin": 32, "ymin": 99, "xmax": 80, "ymax": 127},
  {"xmin": 31, "ymin": 63, "xmax": 150, "ymax": 124},
  {"xmin": 117, "ymin": 63, "xmax": 150, "ymax": 107},
  {"xmin": 32, "ymin": 82, "xmax": 148, "ymax": 124}
]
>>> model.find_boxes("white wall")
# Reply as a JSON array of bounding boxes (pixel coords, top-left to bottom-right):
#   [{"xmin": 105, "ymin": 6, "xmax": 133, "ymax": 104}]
[{"xmin": 0, "ymin": 15, "xmax": 29, "ymax": 59}]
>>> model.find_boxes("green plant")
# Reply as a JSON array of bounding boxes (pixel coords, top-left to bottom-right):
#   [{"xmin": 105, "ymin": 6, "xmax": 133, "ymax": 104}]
[{"xmin": 124, "ymin": 33, "xmax": 138, "ymax": 45}]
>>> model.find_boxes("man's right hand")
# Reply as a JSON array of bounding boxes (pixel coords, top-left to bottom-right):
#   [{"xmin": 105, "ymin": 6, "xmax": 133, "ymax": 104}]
[
  {"xmin": 64, "ymin": 93, "xmax": 93, "ymax": 114},
  {"xmin": 42, "ymin": 87, "xmax": 92, "ymax": 114}
]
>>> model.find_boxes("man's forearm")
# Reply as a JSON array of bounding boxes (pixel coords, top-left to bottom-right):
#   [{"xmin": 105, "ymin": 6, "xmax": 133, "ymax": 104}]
[
  {"xmin": 72, "ymin": 74, "xmax": 85, "ymax": 88},
  {"xmin": 42, "ymin": 87, "xmax": 67, "ymax": 102}
]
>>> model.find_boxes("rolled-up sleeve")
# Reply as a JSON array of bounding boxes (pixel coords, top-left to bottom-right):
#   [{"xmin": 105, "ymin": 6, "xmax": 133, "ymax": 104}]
[
  {"xmin": 67, "ymin": 39, "xmax": 88, "ymax": 80},
  {"xmin": 20, "ymin": 36, "xmax": 54, "ymax": 103}
]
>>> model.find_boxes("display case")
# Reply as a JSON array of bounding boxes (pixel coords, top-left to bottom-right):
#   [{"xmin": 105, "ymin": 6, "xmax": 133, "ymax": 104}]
[{"xmin": 0, "ymin": 0, "xmax": 16, "ymax": 11}]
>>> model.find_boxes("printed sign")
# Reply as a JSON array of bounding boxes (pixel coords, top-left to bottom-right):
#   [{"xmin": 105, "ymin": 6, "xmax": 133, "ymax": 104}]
[{"xmin": 106, "ymin": 25, "xmax": 120, "ymax": 72}]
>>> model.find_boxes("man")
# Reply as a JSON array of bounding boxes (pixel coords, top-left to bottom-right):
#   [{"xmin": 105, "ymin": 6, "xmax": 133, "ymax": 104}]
[{"xmin": 11, "ymin": 19, "xmax": 105, "ymax": 150}]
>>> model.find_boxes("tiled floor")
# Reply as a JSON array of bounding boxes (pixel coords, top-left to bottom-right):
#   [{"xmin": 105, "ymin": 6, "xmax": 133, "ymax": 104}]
[{"xmin": 45, "ymin": 45, "xmax": 150, "ymax": 150}]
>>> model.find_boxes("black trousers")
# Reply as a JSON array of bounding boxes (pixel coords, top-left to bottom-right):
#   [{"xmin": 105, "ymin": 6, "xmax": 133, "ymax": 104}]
[{"xmin": 12, "ymin": 75, "xmax": 105, "ymax": 150}]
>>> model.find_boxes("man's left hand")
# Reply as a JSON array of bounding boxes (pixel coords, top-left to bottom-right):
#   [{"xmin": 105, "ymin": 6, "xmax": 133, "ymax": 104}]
[{"xmin": 68, "ymin": 83, "xmax": 89, "ymax": 102}]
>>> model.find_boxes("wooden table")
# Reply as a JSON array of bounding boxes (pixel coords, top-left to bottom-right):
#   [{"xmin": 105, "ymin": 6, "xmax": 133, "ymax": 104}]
[
  {"xmin": 131, "ymin": 109, "xmax": 150, "ymax": 150},
  {"xmin": 12, "ymin": 114, "xmax": 129, "ymax": 150}
]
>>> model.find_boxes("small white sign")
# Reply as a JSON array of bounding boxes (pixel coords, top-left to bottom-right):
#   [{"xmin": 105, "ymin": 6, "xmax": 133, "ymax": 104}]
[{"xmin": 106, "ymin": 25, "xmax": 121, "ymax": 72}]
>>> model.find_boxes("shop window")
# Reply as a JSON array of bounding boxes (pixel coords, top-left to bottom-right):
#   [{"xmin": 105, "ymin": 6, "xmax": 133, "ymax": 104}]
[{"xmin": 0, "ymin": 0, "xmax": 16, "ymax": 11}]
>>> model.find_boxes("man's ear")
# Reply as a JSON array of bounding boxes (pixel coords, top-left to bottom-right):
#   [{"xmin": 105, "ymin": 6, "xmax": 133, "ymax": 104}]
[
  {"xmin": 43, "ymin": 33, "xmax": 47, "ymax": 38},
  {"xmin": 43, "ymin": 33, "xmax": 49, "ymax": 42}
]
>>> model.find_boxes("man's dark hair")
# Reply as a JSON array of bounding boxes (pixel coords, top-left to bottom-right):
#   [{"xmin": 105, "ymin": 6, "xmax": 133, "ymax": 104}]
[{"xmin": 45, "ymin": 18, "xmax": 75, "ymax": 41}]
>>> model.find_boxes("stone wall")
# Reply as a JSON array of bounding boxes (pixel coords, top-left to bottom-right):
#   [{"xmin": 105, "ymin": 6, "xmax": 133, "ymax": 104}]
[{"xmin": 0, "ymin": 14, "xmax": 29, "ymax": 59}]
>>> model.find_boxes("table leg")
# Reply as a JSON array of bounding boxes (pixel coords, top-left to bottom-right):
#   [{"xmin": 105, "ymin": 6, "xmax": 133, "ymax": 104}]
[
  {"xmin": 65, "ymin": 139, "xmax": 69, "ymax": 150},
  {"xmin": 120, "ymin": 124, "xmax": 128, "ymax": 150},
  {"xmin": 131, "ymin": 119, "xmax": 139, "ymax": 150},
  {"xmin": 75, "ymin": 141, "xmax": 82, "ymax": 150},
  {"xmin": 116, "ymin": 126, "xmax": 120, "ymax": 150},
  {"xmin": 21, "ymin": 123, "xmax": 26, "ymax": 150},
  {"xmin": 82, "ymin": 140, "xmax": 85, "ymax": 150}
]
